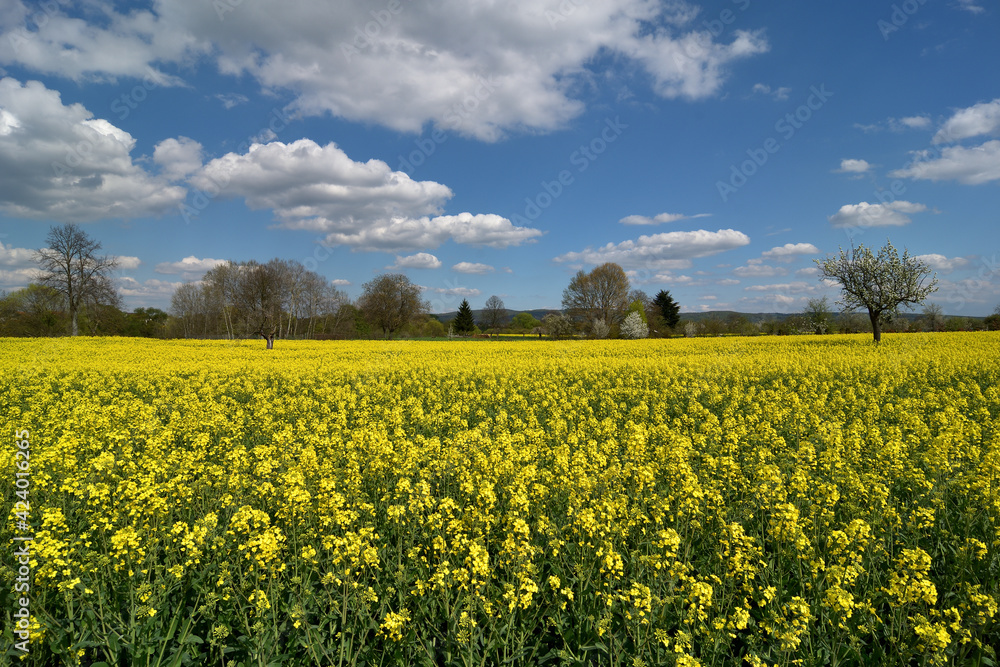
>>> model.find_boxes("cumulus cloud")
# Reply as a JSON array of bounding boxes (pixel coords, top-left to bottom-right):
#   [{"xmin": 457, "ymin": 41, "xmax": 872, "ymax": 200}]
[
  {"xmin": 155, "ymin": 256, "xmax": 227, "ymax": 275},
  {"xmin": 0, "ymin": 267, "xmax": 40, "ymax": 288},
  {"xmin": 835, "ymin": 159, "xmax": 872, "ymax": 174},
  {"xmin": 915, "ymin": 254, "xmax": 970, "ymax": 273},
  {"xmin": 619, "ymin": 212, "xmax": 711, "ymax": 226},
  {"xmin": 827, "ymin": 201, "xmax": 929, "ymax": 228},
  {"xmin": 117, "ymin": 276, "xmax": 184, "ymax": 305},
  {"xmin": 453, "ymin": 262, "xmax": 494, "ymax": 274},
  {"xmin": 891, "ymin": 141, "xmax": 1000, "ymax": 185},
  {"xmin": 933, "ymin": 99, "xmax": 1000, "ymax": 143},
  {"xmin": 153, "ymin": 137, "xmax": 204, "ymax": 181},
  {"xmin": 388, "ymin": 252, "xmax": 442, "ymax": 270},
  {"xmin": 189, "ymin": 139, "xmax": 541, "ymax": 251},
  {"xmin": 761, "ymin": 243, "xmax": 820, "ymax": 261},
  {"xmin": 115, "ymin": 256, "xmax": 142, "ymax": 270},
  {"xmin": 0, "ymin": 77, "xmax": 186, "ymax": 221},
  {"xmin": 554, "ymin": 229, "xmax": 750, "ymax": 269},
  {"xmin": 0, "ymin": 240, "xmax": 35, "ymax": 267},
  {"xmin": 0, "ymin": 1, "xmax": 768, "ymax": 141},
  {"xmin": 330, "ymin": 279, "xmax": 351, "ymax": 286}
]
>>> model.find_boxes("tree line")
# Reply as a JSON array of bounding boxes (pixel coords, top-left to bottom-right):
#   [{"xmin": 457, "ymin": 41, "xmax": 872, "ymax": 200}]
[{"xmin": 3, "ymin": 225, "xmax": 998, "ymax": 343}]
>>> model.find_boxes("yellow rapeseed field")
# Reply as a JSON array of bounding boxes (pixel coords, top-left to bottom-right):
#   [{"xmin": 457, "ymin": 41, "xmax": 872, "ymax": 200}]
[{"xmin": 2, "ymin": 334, "xmax": 999, "ymax": 666}]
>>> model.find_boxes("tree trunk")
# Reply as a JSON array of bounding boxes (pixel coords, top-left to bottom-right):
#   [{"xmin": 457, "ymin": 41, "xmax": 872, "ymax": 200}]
[
  {"xmin": 71, "ymin": 307, "xmax": 79, "ymax": 336},
  {"xmin": 869, "ymin": 310, "xmax": 882, "ymax": 344},
  {"xmin": 260, "ymin": 331, "xmax": 275, "ymax": 349}
]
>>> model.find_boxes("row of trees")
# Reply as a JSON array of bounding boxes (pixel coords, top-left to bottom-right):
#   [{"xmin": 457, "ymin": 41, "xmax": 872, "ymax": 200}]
[{"xmin": 0, "ymin": 227, "xmax": 987, "ymax": 344}]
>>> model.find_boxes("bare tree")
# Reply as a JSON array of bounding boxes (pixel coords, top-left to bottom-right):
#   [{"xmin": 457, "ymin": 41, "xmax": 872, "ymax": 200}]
[
  {"xmin": 235, "ymin": 259, "xmax": 287, "ymax": 348},
  {"xmin": 817, "ymin": 240, "xmax": 938, "ymax": 343},
  {"xmin": 479, "ymin": 295, "xmax": 507, "ymax": 331},
  {"xmin": 169, "ymin": 282, "xmax": 203, "ymax": 338},
  {"xmin": 562, "ymin": 262, "xmax": 631, "ymax": 328},
  {"xmin": 358, "ymin": 273, "xmax": 427, "ymax": 338},
  {"xmin": 34, "ymin": 223, "xmax": 120, "ymax": 336}
]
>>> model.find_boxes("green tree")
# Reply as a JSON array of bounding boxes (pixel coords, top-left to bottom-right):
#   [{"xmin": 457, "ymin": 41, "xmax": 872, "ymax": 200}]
[
  {"xmin": 816, "ymin": 241, "xmax": 938, "ymax": 343},
  {"xmin": 510, "ymin": 312, "xmax": 541, "ymax": 335},
  {"xmin": 626, "ymin": 299, "xmax": 647, "ymax": 324},
  {"xmin": 985, "ymin": 305, "xmax": 1000, "ymax": 331},
  {"xmin": 453, "ymin": 299, "xmax": 476, "ymax": 334},
  {"xmin": 652, "ymin": 290, "xmax": 681, "ymax": 330}
]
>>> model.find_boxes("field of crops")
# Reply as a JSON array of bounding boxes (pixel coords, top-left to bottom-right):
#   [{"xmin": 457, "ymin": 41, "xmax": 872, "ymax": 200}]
[{"xmin": 2, "ymin": 334, "xmax": 999, "ymax": 666}]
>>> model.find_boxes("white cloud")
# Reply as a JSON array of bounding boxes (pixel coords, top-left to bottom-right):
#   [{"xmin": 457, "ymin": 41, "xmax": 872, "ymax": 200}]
[
  {"xmin": 453, "ymin": 262, "xmax": 494, "ymax": 274},
  {"xmin": 855, "ymin": 116, "xmax": 933, "ymax": 134},
  {"xmin": 836, "ymin": 159, "xmax": 872, "ymax": 174},
  {"xmin": 555, "ymin": 229, "xmax": 750, "ymax": 269},
  {"xmin": 954, "ymin": 0, "xmax": 985, "ymax": 14},
  {"xmin": 796, "ymin": 266, "xmax": 821, "ymax": 277},
  {"xmin": 897, "ymin": 116, "xmax": 931, "ymax": 130},
  {"xmin": 424, "ymin": 286, "xmax": 481, "ymax": 298},
  {"xmin": 0, "ymin": 1, "xmax": 768, "ymax": 141},
  {"xmin": 933, "ymin": 99, "xmax": 1000, "ymax": 143},
  {"xmin": 761, "ymin": 243, "xmax": 820, "ymax": 261},
  {"xmin": 153, "ymin": 137, "xmax": 204, "ymax": 181},
  {"xmin": 388, "ymin": 252, "xmax": 441, "ymax": 270},
  {"xmin": 215, "ymin": 93, "xmax": 249, "ymax": 109},
  {"xmin": 891, "ymin": 141, "xmax": 1000, "ymax": 185},
  {"xmin": 0, "ymin": 240, "xmax": 35, "ymax": 267},
  {"xmin": 751, "ymin": 83, "xmax": 791, "ymax": 101},
  {"xmin": 827, "ymin": 200, "xmax": 929, "ymax": 228},
  {"xmin": 0, "ymin": 77, "xmax": 186, "ymax": 221},
  {"xmin": 733, "ymin": 263, "xmax": 787, "ymax": 278},
  {"xmin": 330, "ymin": 279, "xmax": 351, "ymax": 286},
  {"xmin": 744, "ymin": 281, "xmax": 819, "ymax": 294},
  {"xmin": 155, "ymin": 256, "xmax": 227, "ymax": 275},
  {"xmin": 619, "ymin": 212, "xmax": 711, "ymax": 225},
  {"xmin": 118, "ymin": 276, "xmax": 184, "ymax": 302},
  {"xmin": 0, "ymin": 267, "xmax": 40, "ymax": 288},
  {"xmin": 717, "ymin": 278, "xmax": 740, "ymax": 285},
  {"xmin": 190, "ymin": 139, "xmax": 541, "ymax": 251},
  {"xmin": 115, "ymin": 256, "xmax": 141, "ymax": 270},
  {"xmin": 915, "ymin": 254, "xmax": 970, "ymax": 273},
  {"xmin": 0, "ymin": 4, "xmax": 202, "ymax": 84}
]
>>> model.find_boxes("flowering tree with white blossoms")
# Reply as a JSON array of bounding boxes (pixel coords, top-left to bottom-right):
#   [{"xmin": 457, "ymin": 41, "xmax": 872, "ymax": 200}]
[{"xmin": 620, "ymin": 311, "xmax": 648, "ymax": 339}]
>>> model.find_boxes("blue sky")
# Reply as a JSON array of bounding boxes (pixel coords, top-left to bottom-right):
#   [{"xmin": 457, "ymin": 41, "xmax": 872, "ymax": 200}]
[{"xmin": 0, "ymin": 0, "xmax": 998, "ymax": 315}]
